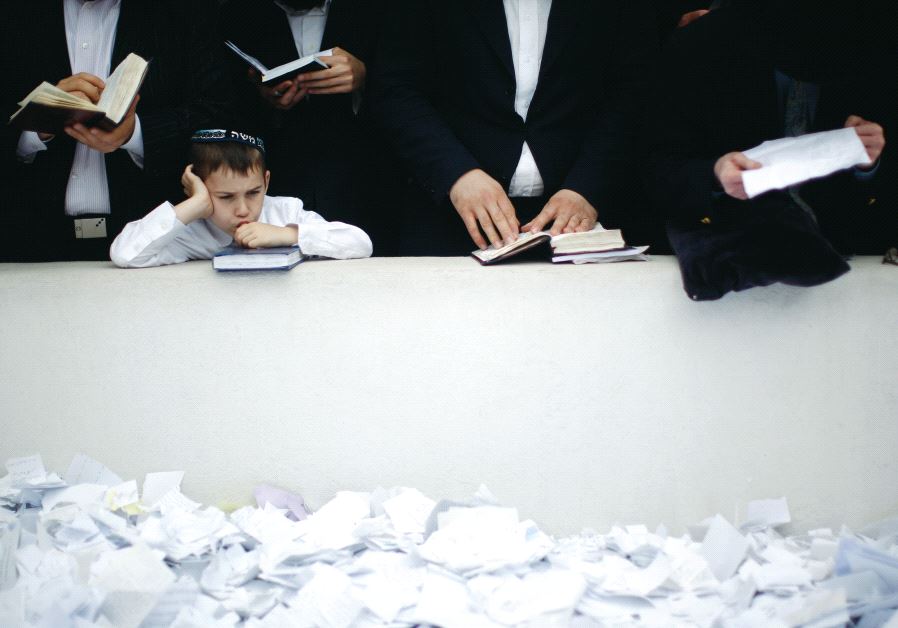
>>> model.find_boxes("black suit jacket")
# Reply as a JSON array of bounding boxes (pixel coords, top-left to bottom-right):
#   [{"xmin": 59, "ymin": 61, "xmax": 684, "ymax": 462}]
[
  {"xmin": 2, "ymin": 0, "xmax": 232, "ymax": 261},
  {"xmin": 370, "ymin": 0, "xmax": 657, "ymax": 254},
  {"xmin": 645, "ymin": 8, "xmax": 895, "ymax": 254},
  {"xmin": 220, "ymin": 0, "xmax": 398, "ymax": 254}
]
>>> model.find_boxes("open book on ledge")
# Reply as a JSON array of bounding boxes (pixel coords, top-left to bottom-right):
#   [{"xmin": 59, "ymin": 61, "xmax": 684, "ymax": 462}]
[
  {"xmin": 8, "ymin": 53, "xmax": 149, "ymax": 134},
  {"xmin": 225, "ymin": 40, "xmax": 330, "ymax": 85},
  {"xmin": 471, "ymin": 226, "xmax": 649, "ymax": 265}
]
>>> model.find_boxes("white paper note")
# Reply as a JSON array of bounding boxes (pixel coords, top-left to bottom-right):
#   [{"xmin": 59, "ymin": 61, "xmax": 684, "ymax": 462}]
[
  {"xmin": 5, "ymin": 455, "xmax": 46, "ymax": 486},
  {"xmin": 91, "ymin": 545, "xmax": 176, "ymax": 628},
  {"xmin": 143, "ymin": 472, "xmax": 185, "ymax": 508},
  {"xmin": 742, "ymin": 127, "xmax": 870, "ymax": 198},
  {"xmin": 743, "ymin": 497, "xmax": 791, "ymax": 530},
  {"xmin": 65, "ymin": 454, "xmax": 123, "ymax": 487},
  {"xmin": 701, "ymin": 515, "xmax": 749, "ymax": 582}
]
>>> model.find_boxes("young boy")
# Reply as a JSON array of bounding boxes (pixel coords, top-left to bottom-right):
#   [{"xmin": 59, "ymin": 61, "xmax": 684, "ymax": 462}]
[{"xmin": 110, "ymin": 129, "xmax": 372, "ymax": 267}]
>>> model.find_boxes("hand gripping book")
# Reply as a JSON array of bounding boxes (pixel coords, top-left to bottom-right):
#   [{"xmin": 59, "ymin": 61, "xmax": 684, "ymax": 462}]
[
  {"xmin": 225, "ymin": 40, "xmax": 329, "ymax": 85},
  {"xmin": 471, "ymin": 226, "xmax": 646, "ymax": 265},
  {"xmin": 213, "ymin": 245, "xmax": 305, "ymax": 271},
  {"xmin": 8, "ymin": 53, "xmax": 149, "ymax": 135}
]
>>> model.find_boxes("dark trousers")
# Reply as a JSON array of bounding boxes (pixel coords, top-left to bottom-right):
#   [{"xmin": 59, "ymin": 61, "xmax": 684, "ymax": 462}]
[{"xmin": 1, "ymin": 211, "xmax": 116, "ymax": 262}]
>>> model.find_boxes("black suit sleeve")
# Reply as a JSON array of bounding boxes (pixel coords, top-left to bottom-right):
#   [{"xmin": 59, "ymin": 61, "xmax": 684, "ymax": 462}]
[
  {"xmin": 138, "ymin": 0, "xmax": 234, "ymax": 180},
  {"xmin": 368, "ymin": 1, "xmax": 479, "ymax": 202},
  {"xmin": 561, "ymin": 1, "xmax": 657, "ymax": 212},
  {"xmin": 644, "ymin": 24, "xmax": 722, "ymax": 222}
]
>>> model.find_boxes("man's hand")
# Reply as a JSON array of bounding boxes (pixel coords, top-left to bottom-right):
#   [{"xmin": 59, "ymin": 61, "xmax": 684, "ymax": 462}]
[
  {"xmin": 845, "ymin": 115, "xmax": 885, "ymax": 168},
  {"xmin": 296, "ymin": 47, "xmax": 366, "ymax": 95},
  {"xmin": 677, "ymin": 10, "xmax": 710, "ymax": 28},
  {"xmin": 174, "ymin": 165, "xmax": 213, "ymax": 224},
  {"xmin": 56, "ymin": 72, "xmax": 105, "ymax": 104},
  {"xmin": 714, "ymin": 152, "xmax": 762, "ymax": 200},
  {"xmin": 64, "ymin": 96, "xmax": 139, "ymax": 153},
  {"xmin": 249, "ymin": 68, "xmax": 308, "ymax": 111},
  {"xmin": 40, "ymin": 73, "xmax": 108, "ymax": 141},
  {"xmin": 234, "ymin": 223, "xmax": 298, "ymax": 249},
  {"xmin": 449, "ymin": 169, "xmax": 520, "ymax": 249},
  {"xmin": 521, "ymin": 189, "xmax": 597, "ymax": 236}
]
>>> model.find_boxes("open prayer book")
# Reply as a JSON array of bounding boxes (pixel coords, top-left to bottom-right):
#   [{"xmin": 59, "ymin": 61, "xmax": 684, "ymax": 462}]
[
  {"xmin": 8, "ymin": 53, "xmax": 149, "ymax": 134},
  {"xmin": 213, "ymin": 245, "xmax": 305, "ymax": 271},
  {"xmin": 471, "ymin": 226, "xmax": 648, "ymax": 265},
  {"xmin": 225, "ymin": 40, "xmax": 330, "ymax": 85}
]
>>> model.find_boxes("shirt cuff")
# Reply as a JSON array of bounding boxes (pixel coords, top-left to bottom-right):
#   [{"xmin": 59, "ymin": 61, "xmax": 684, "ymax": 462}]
[
  {"xmin": 16, "ymin": 131, "xmax": 49, "ymax": 163},
  {"xmin": 854, "ymin": 159, "xmax": 880, "ymax": 181},
  {"xmin": 297, "ymin": 221, "xmax": 372, "ymax": 259},
  {"xmin": 121, "ymin": 115, "xmax": 145, "ymax": 169}
]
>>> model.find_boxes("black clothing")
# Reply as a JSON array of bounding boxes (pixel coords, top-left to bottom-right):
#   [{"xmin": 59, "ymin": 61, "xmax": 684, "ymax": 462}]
[{"xmin": 2, "ymin": 0, "xmax": 233, "ymax": 262}]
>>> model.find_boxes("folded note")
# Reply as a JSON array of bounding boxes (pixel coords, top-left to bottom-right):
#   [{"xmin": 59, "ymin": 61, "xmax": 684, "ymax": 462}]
[{"xmin": 741, "ymin": 127, "xmax": 871, "ymax": 198}]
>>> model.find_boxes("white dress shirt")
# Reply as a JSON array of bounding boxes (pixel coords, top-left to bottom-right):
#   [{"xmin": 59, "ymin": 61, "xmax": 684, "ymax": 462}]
[
  {"xmin": 503, "ymin": 0, "xmax": 552, "ymax": 197},
  {"xmin": 275, "ymin": 0, "xmax": 331, "ymax": 58},
  {"xmin": 16, "ymin": 0, "xmax": 144, "ymax": 216},
  {"xmin": 274, "ymin": 0, "xmax": 357, "ymax": 111},
  {"xmin": 110, "ymin": 195, "xmax": 373, "ymax": 268}
]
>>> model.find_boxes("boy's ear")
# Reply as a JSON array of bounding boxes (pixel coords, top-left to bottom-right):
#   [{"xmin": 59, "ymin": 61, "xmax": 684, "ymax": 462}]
[{"xmin": 263, "ymin": 170, "xmax": 271, "ymax": 192}]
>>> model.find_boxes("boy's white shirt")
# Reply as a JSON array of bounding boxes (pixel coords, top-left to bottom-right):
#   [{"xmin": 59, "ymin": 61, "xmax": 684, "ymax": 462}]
[{"xmin": 110, "ymin": 195, "xmax": 373, "ymax": 268}]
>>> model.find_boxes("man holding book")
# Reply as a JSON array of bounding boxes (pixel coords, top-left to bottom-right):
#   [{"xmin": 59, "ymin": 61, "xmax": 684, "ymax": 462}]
[
  {"xmin": 369, "ymin": 1, "xmax": 657, "ymax": 255},
  {"xmin": 219, "ymin": 0, "xmax": 398, "ymax": 254},
  {"xmin": 3, "ymin": 0, "xmax": 232, "ymax": 262}
]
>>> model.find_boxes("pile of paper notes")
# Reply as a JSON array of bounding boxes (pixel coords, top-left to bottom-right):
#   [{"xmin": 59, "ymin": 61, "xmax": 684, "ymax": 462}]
[{"xmin": 2, "ymin": 453, "xmax": 897, "ymax": 627}]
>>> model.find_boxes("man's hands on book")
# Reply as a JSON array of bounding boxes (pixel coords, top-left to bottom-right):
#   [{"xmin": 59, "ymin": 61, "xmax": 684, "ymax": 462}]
[
  {"xmin": 714, "ymin": 152, "xmax": 762, "ymax": 200},
  {"xmin": 234, "ymin": 223, "xmax": 298, "ymax": 249},
  {"xmin": 522, "ymin": 189, "xmax": 598, "ymax": 236},
  {"xmin": 64, "ymin": 96, "xmax": 140, "ymax": 154},
  {"xmin": 36, "ymin": 73, "xmax": 108, "ymax": 141},
  {"xmin": 57, "ymin": 72, "xmax": 105, "ymax": 104},
  {"xmin": 249, "ymin": 68, "xmax": 309, "ymax": 110},
  {"xmin": 845, "ymin": 115, "xmax": 885, "ymax": 168},
  {"xmin": 450, "ymin": 169, "xmax": 520, "ymax": 250},
  {"xmin": 296, "ymin": 47, "xmax": 366, "ymax": 95}
]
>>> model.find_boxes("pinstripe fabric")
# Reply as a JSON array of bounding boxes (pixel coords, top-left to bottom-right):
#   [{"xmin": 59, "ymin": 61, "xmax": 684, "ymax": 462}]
[
  {"xmin": 3, "ymin": 0, "xmax": 233, "ymax": 261},
  {"xmin": 63, "ymin": 0, "xmax": 121, "ymax": 215}
]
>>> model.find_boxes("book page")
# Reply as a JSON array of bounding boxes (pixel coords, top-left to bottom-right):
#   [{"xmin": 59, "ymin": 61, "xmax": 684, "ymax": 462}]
[
  {"xmin": 470, "ymin": 231, "xmax": 550, "ymax": 263},
  {"xmin": 225, "ymin": 40, "xmax": 269, "ymax": 74},
  {"xmin": 20, "ymin": 82, "xmax": 102, "ymax": 111},
  {"xmin": 551, "ymin": 231, "xmax": 625, "ymax": 254},
  {"xmin": 264, "ymin": 52, "xmax": 330, "ymax": 83},
  {"xmin": 98, "ymin": 53, "xmax": 147, "ymax": 124}
]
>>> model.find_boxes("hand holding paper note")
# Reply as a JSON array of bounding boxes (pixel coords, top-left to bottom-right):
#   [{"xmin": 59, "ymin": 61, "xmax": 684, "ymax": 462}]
[{"xmin": 740, "ymin": 127, "xmax": 871, "ymax": 198}]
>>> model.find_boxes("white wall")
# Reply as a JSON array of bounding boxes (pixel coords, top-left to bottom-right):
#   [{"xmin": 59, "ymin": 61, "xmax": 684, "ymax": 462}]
[{"xmin": 1, "ymin": 257, "xmax": 896, "ymax": 535}]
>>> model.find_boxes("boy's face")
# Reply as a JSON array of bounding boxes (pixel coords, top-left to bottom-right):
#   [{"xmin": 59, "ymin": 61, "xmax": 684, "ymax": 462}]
[{"xmin": 204, "ymin": 167, "xmax": 271, "ymax": 235}]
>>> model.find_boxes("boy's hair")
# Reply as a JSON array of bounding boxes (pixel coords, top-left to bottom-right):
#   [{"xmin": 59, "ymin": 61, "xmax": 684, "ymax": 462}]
[{"xmin": 189, "ymin": 142, "xmax": 266, "ymax": 180}]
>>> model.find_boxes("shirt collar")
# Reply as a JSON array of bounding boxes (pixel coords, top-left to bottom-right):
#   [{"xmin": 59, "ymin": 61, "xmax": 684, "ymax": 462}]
[{"xmin": 274, "ymin": 0, "xmax": 330, "ymax": 17}]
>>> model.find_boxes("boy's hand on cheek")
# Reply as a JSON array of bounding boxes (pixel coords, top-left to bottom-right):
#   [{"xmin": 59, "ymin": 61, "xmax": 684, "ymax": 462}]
[
  {"xmin": 173, "ymin": 165, "xmax": 213, "ymax": 224},
  {"xmin": 234, "ymin": 223, "xmax": 298, "ymax": 249}
]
